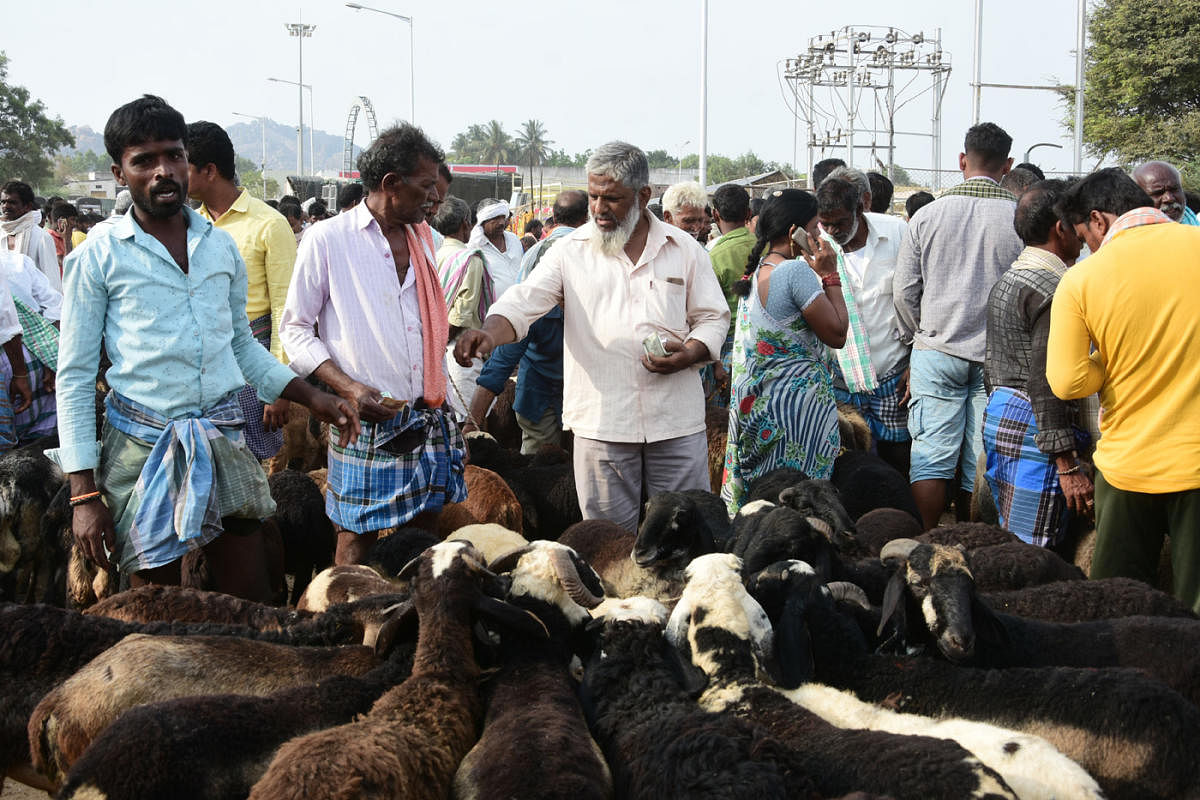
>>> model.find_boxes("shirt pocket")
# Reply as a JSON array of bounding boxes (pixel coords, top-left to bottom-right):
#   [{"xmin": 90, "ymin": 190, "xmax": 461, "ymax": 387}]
[{"xmin": 645, "ymin": 274, "xmax": 688, "ymax": 333}]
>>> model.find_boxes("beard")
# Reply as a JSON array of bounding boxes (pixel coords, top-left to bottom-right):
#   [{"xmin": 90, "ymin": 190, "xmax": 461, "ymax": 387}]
[
  {"xmin": 831, "ymin": 214, "xmax": 859, "ymax": 246},
  {"xmin": 1159, "ymin": 201, "xmax": 1184, "ymax": 221},
  {"xmin": 589, "ymin": 201, "xmax": 642, "ymax": 257},
  {"xmin": 132, "ymin": 179, "xmax": 186, "ymax": 220}
]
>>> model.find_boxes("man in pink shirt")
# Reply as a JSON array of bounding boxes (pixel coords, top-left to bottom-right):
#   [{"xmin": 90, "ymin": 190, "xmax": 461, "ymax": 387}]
[
  {"xmin": 280, "ymin": 125, "xmax": 465, "ymax": 565},
  {"xmin": 455, "ymin": 141, "xmax": 729, "ymax": 532}
]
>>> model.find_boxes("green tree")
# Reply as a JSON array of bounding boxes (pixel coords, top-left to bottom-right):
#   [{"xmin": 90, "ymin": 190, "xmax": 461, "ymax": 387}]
[
  {"xmin": 514, "ymin": 119, "xmax": 553, "ymax": 202},
  {"xmin": 0, "ymin": 52, "xmax": 74, "ymax": 187},
  {"xmin": 645, "ymin": 149, "xmax": 678, "ymax": 169},
  {"xmin": 1069, "ymin": 0, "xmax": 1200, "ymax": 168}
]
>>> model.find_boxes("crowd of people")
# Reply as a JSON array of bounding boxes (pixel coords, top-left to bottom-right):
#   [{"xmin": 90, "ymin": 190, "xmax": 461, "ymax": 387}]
[{"xmin": 1, "ymin": 94, "xmax": 1196, "ymax": 613}]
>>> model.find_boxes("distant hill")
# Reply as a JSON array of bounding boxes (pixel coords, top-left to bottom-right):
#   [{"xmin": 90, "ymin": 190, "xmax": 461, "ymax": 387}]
[{"xmin": 62, "ymin": 119, "xmax": 362, "ymax": 174}]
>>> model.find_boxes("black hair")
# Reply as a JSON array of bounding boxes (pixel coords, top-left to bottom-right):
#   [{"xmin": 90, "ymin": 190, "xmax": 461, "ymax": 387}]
[
  {"xmin": 712, "ymin": 184, "xmax": 750, "ymax": 223},
  {"xmin": 867, "ymin": 172, "xmax": 894, "ymax": 213},
  {"xmin": 552, "ymin": 189, "xmax": 588, "ymax": 227},
  {"xmin": 812, "ymin": 158, "xmax": 846, "ymax": 188},
  {"xmin": 337, "ymin": 182, "xmax": 364, "ymax": 209},
  {"xmin": 437, "ymin": 162, "xmax": 452, "ymax": 184},
  {"xmin": 525, "ymin": 219, "xmax": 543, "ymax": 234},
  {"xmin": 905, "ymin": 191, "xmax": 935, "ymax": 219},
  {"xmin": 1013, "ymin": 179, "xmax": 1072, "ymax": 246},
  {"xmin": 0, "ymin": 181, "xmax": 35, "ymax": 207},
  {"xmin": 647, "ymin": 200, "xmax": 664, "ymax": 220},
  {"xmin": 279, "ymin": 194, "xmax": 300, "ymax": 205},
  {"xmin": 1056, "ymin": 167, "xmax": 1153, "ymax": 226},
  {"xmin": 266, "ymin": 199, "xmax": 280, "ymax": 209},
  {"xmin": 185, "ymin": 121, "xmax": 236, "ymax": 181},
  {"xmin": 1188, "ymin": 190, "xmax": 1200, "ymax": 214},
  {"xmin": 356, "ymin": 124, "xmax": 444, "ymax": 191},
  {"xmin": 1000, "ymin": 167, "xmax": 1041, "ymax": 198},
  {"xmin": 309, "ymin": 200, "xmax": 327, "ymax": 218},
  {"xmin": 432, "ymin": 195, "xmax": 470, "ymax": 237},
  {"xmin": 963, "ymin": 122, "xmax": 1013, "ymax": 170},
  {"xmin": 50, "ymin": 202, "xmax": 77, "ymax": 222},
  {"xmin": 749, "ymin": 197, "xmax": 764, "ymax": 218},
  {"xmin": 733, "ymin": 189, "xmax": 818, "ymax": 298},
  {"xmin": 103, "ymin": 95, "xmax": 187, "ymax": 164},
  {"xmin": 277, "ymin": 200, "xmax": 303, "ymax": 221},
  {"xmin": 1014, "ymin": 162, "xmax": 1045, "ymax": 180},
  {"xmin": 816, "ymin": 177, "xmax": 859, "ymax": 215}
]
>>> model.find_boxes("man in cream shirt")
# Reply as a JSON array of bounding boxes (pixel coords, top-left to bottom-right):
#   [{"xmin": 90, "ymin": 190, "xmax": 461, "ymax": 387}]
[{"xmin": 454, "ymin": 141, "xmax": 729, "ymax": 532}]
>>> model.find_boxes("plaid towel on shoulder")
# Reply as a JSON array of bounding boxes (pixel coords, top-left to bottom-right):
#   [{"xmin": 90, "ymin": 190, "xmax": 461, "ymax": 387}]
[
  {"xmin": 823, "ymin": 232, "xmax": 877, "ymax": 393},
  {"xmin": 326, "ymin": 405, "xmax": 466, "ymax": 533},
  {"xmin": 12, "ymin": 297, "xmax": 59, "ymax": 371},
  {"xmin": 439, "ymin": 246, "xmax": 494, "ymax": 322}
]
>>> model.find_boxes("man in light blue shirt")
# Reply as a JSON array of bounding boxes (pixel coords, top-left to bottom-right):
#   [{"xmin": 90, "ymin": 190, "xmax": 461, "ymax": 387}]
[{"xmin": 54, "ymin": 95, "xmax": 356, "ymax": 600}]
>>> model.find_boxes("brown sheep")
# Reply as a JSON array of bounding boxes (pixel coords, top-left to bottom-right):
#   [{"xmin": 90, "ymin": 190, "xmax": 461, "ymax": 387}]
[
  {"xmin": 28, "ymin": 635, "xmax": 380, "ymax": 786},
  {"xmin": 268, "ymin": 403, "xmax": 328, "ymax": 476},
  {"xmin": 706, "ymin": 407, "xmax": 728, "ymax": 494},
  {"xmin": 436, "ymin": 464, "xmax": 523, "ymax": 536},
  {"xmin": 296, "ymin": 565, "xmax": 400, "ymax": 612}
]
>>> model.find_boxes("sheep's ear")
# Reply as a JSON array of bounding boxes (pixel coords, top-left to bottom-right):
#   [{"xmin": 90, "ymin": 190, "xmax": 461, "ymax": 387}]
[
  {"xmin": 664, "ymin": 638, "xmax": 709, "ymax": 697},
  {"xmin": 665, "ymin": 594, "xmax": 693, "ymax": 649},
  {"xmin": 970, "ymin": 593, "xmax": 1010, "ymax": 652},
  {"xmin": 877, "ymin": 569, "xmax": 907, "ymax": 639},
  {"xmin": 473, "ymin": 594, "xmax": 550, "ymax": 640},
  {"xmin": 372, "ymin": 601, "xmax": 417, "ymax": 657},
  {"xmin": 768, "ymin": 595, "xmax": 814, "ymax": 689}
]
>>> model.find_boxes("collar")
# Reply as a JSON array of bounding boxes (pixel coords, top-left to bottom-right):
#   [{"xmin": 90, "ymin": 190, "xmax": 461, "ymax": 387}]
[
  {"xmin": 1012, "ymin": 245, "xmax": 1068, "ymax": 276},
  {"xmin": 1101, "ymin": 206, "xmax": 1173, "ymax": 246},
  {"xmin": 199, "ymin": 188, "xmax": 251, "ymax": 222},
  {"xmin": 353, "ymin": 200, "xmax": 379, "ymax": 231},
  {"xmin": 965, "ymin": 175, "xmax": 1000, "ymax": 185}
]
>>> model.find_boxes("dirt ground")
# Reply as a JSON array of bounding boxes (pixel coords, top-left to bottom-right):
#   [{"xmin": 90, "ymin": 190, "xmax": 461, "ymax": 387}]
[{"xmin": 1, "ymin": 782, "xmax": 48, "ymax": 799}]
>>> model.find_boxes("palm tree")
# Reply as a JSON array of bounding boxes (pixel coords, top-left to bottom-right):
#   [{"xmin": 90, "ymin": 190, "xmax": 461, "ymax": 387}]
[
  {"xmin": 477, "ymin": 120, "xmax": 513, "ymax": 198},
  {"xmin": 514, "ymin": 119, "xmax": 553, "ymax": 208}
]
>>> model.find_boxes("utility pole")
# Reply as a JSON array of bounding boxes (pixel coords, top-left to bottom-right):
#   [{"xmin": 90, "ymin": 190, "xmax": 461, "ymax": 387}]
[
  {"xmin": 285, "ymin": 16, "xmax": 316, "ymax": 177},
  {"xmin": 699, "ymin": 0, "xmax": 708, "ymax": 190},
  {"xmin": 1074, "ymin": 0, "xmax": 1087, "ymax": 173}
]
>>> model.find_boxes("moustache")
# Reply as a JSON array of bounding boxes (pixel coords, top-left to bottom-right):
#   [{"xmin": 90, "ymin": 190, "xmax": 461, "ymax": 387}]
[{"xmin": 151, "ymin": 181, "xmax": 182, "ymax": 197}]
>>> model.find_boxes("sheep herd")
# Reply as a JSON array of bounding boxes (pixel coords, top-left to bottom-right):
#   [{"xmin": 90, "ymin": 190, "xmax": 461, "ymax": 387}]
[{"xmin": 1, "ymin": 427, "xmax": 1199, "ymax": 800}]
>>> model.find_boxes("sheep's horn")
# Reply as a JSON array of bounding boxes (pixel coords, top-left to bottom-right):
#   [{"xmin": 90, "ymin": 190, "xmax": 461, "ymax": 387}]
[
  {"xmin": 549, "ymin": 547, "xmax": 605, "ymax": 609},
  {"xmin": 826, "ymin": 581, "xmax": 871, "ymax": 610},
  {"xmin": 880, "ymin": 538, "xmax": 920, "ymax": 564},
  {"xmin": 806, "ymin": 516, "xmax": 834, "ymax": 537},
  {"xmin": 488, "ymin": 545, "xmax": 535, "ymax": 574}
]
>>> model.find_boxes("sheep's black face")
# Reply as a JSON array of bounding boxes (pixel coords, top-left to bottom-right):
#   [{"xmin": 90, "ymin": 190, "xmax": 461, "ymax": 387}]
[
  {"xmin": 634, "ymin": 497, "xmax": 695, "ymax": 568},
  {"xmin": 740, "ymin": 508, "xmax": 833, "ymax": 579},
  {"xmin": 906, "ymin": 545, "xmax": 976, "ymax": 661}
]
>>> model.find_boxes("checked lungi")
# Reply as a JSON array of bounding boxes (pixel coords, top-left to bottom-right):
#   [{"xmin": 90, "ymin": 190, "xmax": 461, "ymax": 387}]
[
  {"xmin": 326, "ymin": 403, "xmax": 466, "ymax": 534},
  {"xmin": 236, "ymin": 313, "xmax": 285, "ymax": 460},
  {"xmin": 834, "ymin": 366, "xmax": 910, "ymax": 443},
  {"xmin": 982, "ymin": 387, "xmax": 1088, "ymax": 547}
]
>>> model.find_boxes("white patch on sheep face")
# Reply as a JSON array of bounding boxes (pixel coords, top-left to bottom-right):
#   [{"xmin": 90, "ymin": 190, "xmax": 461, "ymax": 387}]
[
  {"xmin": 736, "ymin": 499, "xmax": 775, "ymax": 517},
  {"xmin": 922, "ymin": 594, "xmax": 940, "ymax": 632},
  {"xmin": 677, "ymin": 554, "xmax": 774, "ymax": 680},
  {"xmin": 509, "ymin": 542, "xmax": 591, "ymax": 626},
  {"xmin": 431, "ymin": 540, "xmax": 470, "ymax": 578},
  {"xmin": 297, "ymin": 567, "xmax": 337, "ymax": 612},
  {"xmin": 785, "ymin": 560, "xmax": 815, "ymax": 577},
  {"xmin": 592, "ymin": 596, "xmax": 668, "ymax": 625}
]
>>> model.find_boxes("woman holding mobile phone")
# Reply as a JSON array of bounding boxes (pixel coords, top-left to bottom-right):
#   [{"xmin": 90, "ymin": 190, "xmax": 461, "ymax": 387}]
[{"xmin": 721, "ymin": 189, "xmax": 849, "ymax": 514}]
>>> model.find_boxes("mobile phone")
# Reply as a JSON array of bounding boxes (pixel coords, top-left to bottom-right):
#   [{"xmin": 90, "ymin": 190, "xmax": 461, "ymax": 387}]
[
  {"xmin": 642, "ymin": 332, "xmax": 669, "ymax": 359},
  {"xmin": 790, "ymin": 226, "xmax": 815, "ymax": 257}
]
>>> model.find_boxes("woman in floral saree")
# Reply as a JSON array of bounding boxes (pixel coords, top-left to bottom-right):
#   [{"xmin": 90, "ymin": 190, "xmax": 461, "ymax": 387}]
[{"xmin": 721, "ymin": 189, "xmax": 848, "ymax": 514}]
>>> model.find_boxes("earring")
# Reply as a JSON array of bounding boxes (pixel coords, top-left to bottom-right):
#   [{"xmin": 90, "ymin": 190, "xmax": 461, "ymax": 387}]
[{"xmin": 789, "ymin": 238, "xmax": 796, "ymax": 258}]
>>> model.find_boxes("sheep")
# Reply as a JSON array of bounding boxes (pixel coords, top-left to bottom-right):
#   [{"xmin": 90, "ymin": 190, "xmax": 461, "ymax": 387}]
[
  {"xmin": 982, "ymin": 576, "xmax": 1197, "ymax": 622},
  {"xmin": 466, "ymin": 436, "xmax": 581, "ymax": 541},
  {"xmin": 367, "ymin": 527, "xmax": 440, "ymax": 576},
  {"xmin": 837, "ymin": 403, "xmax": 872, "ymax": 451},
  {"xmin": 853, "ymin": 508, "xmax": 923, "ymax": 557},
  {"xmin": 447, "ymin": 523, "xmax": 530, "ymax": 566},
  {"xmin": 0, "ymin": 446, "xmax": 65, "ymax": 602},
  {"xmin": 917, "ymin": 522, "xmax": 1020, "ymax": 550},
  {"xmin": 55, "ymin": 619, "xmax": 419, "ymax": 800},
  {"xmin": 268, "ymin": 403, "xmax": 327, "ymax": 475},
  {"xmin": 438, "ymin": 464, "xmax": 524, "ymax": 536},
  {"xmin": 452, "ymin": 540, "xmax": 611, "ymax": 800},
  {"xmin": 579, "ymin": 596, "xmax": 821, "ymax": 800},
  {"xmin": 667, "ymin": 554, "xmax": 1019, "ymax": 800},
  {"xmin": 29, "ymin": 633, "xmax": 384, "ymax": 785},
  {"xmin": 296, "ymin": 564, "xmax": 399, "ymax": 611},
  {"xmin": 268, "ymin": 468, "xmax": 336, "ymax": 606},
  {"xmin": 744, "ymin": 467, "xmax": 810, "ymax": 504},
  {"xmin": 778, "ymin": 480, "xmax": 859, "ymax": 553},
  {"xmin": 246, "ymin": 540, "xmax": 548, "ymax": 800},
  {"xmin": 831, "ymin": 450, "xmax": 921, "ymax": 523},
  {"xmin": 963, "ymin": 541, "xmax": 1087, "ymax": 591},
  {"xmin": 84, "ymin": 584, "xmax": 313, "ymax": 628},
  {"xmin": 638, "ymin": 489, "xmax": 733, "ymax": 556},
  {"xmin": 705, "ymin": 406, "xmax": 728, "ymax": 493},
  {"xmin": 557, "ymin": 520, "xmax": 679, "ymax": 606},
  {"xmin": 878, "ymin": 538, "xmax": 1200, "ymax": 707},
  {"xmin": 39, "ymin": 482, "xmax": 117, "ymax": 610},
  {"xmin": 752, "ymin": 559, "xmax": 1200, "ymax": 800}
]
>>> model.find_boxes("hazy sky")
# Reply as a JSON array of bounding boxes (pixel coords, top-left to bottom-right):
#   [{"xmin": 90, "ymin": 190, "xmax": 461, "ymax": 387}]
[{"xmin": 5, "ymin": 0, "xmax": 1089, "ymax": 176}]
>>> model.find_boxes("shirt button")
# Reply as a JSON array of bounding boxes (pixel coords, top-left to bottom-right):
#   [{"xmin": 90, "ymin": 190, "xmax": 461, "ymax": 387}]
[{"xmin": 189, "ymin": 290, "xmax": 195, "ymax": 297}]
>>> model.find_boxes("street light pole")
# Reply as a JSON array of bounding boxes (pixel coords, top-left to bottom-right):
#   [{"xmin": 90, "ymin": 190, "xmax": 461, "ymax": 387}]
[
  {"xmin": 284, "ymin": 18, "xmax": 316, "ymax": 176},
  {"xmin": 345, "ymin": 3, "xmax": 414, "ymax": 123},
  {"xmin": 1074, "ymin": 0, "xmax": 1087, "ymax": 173},
  {"xmin": 269, "ymin": 78, "xmax": 315, "ymax": 176},
  {"xmin": 699, "ymin": 0, "xmax": 708, "ymax": 190},
  {"xmin": 231, "ymin": 112, "xmax": 267, "ymax": 198}
]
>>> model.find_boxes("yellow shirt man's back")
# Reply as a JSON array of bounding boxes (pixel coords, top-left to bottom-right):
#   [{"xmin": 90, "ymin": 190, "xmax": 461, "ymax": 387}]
[{"xmin": 1048, "ymin": 221, "xmax": 1200, "ymax": 493}]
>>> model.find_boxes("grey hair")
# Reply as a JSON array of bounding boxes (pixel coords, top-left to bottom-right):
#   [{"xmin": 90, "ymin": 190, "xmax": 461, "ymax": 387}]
[
  {"xmin": 662, "ymin": 181, "xmax": 709, "ymax": 215},
  {"xmin": 824, "ymin": 166, "xmax": 871, "ymax": 198},
  {"xmin": 433, "ymin": 195, "xmax": 471, "ymax": 237},
  {"xmin": 586, "ymin": 141, "xmax": 650, "ymax": 192},
  {"xmin": 476, "ymin": 197, "xmax": 501, "ymax": 216}
]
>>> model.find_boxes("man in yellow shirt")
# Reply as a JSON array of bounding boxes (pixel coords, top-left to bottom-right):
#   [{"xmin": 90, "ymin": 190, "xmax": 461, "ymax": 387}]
[
  {"xmin": 1048, "ymin": 168, "xmax": 1200, "ymax": 611},
  {"xmin": 187, "ymin": 121, "xmax": 298, "ymax": 460}
]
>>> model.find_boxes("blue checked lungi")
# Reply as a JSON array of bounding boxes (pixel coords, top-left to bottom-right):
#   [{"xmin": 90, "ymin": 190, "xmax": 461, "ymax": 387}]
[
  {"xmin": 982, "ymin": 387, "xmax": 1089, "ymax": 547},
  {"xmin": 101, "ymin": 391, "xmax": 275, "ymax": 572},
  {"xmin": 236, "ymin": 313, "xmax": 285, "ymax": 460},
  {"xmin": 0, "ymin": 343, "xmax": 57, "ymax": 444},
  {"xmin": 326, "ymin": 403, "xmax": 466, "ymax": 534},
  {"xmin": 834, "ymin": 366, "xmax": 910, "ymax": 443}
]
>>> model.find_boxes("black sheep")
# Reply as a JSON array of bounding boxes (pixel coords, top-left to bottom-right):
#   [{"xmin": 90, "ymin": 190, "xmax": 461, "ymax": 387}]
[
  {"xmin": 752, "ymin": 560, "xmax": 1200, "ymax": 800},
  {"xmin": 635, "ymin": 489, "xmax": 732, "ymax": 568},
  {"xmin": 982, "ymin": 576, "xmax": 1197, "ymax": 622},
  {"xmin": 0, "ymin": 446, "xmax": 65, "ymax": 602},
  {"xmin": 853, "ymin": 508, "xmax": 923, "ymax": 557},
  {"xmin": 368, "ymin": 527, "xmax": 440, "ymax": 576},
  {"xmin": 268, "ymin": 469, "xmax": 336, "ymax": 606},
  {"xmin": 916, "ymin": 523, "xmax": 1019, "ymax": 550},
  {"xmin": 745, "ymin": 467, "xmax": 810, "ymax": 504},
  {"xmin": 832, "ymin": 450, "xmax": 921, "ymax": 524},
  {"xmin": 964, "ymin": 541, "xmax": 1086, "ymax": 591}
]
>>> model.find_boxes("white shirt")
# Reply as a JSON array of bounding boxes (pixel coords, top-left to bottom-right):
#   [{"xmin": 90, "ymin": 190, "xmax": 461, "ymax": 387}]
[
  {"xmin": 6, "ymin": 224, "xmax": 60, "ymax": 293},
  {"xmin": 478, "ymin": 230, "xmax": 524, "ymax": 299},
  {"xmin": 280, "ymin": 202, "xmax": 426, "ymax": 401},
  {"xmin": 846, "ymin": 212, "xmax": 910, "ymax": 378},
  {"xmin": 0, "ymin": 249, "xmax": 62, "ymax": 321},
  {"xmin": 488, "ymin": 212, "xmax": 730, "ymax": 444}
]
